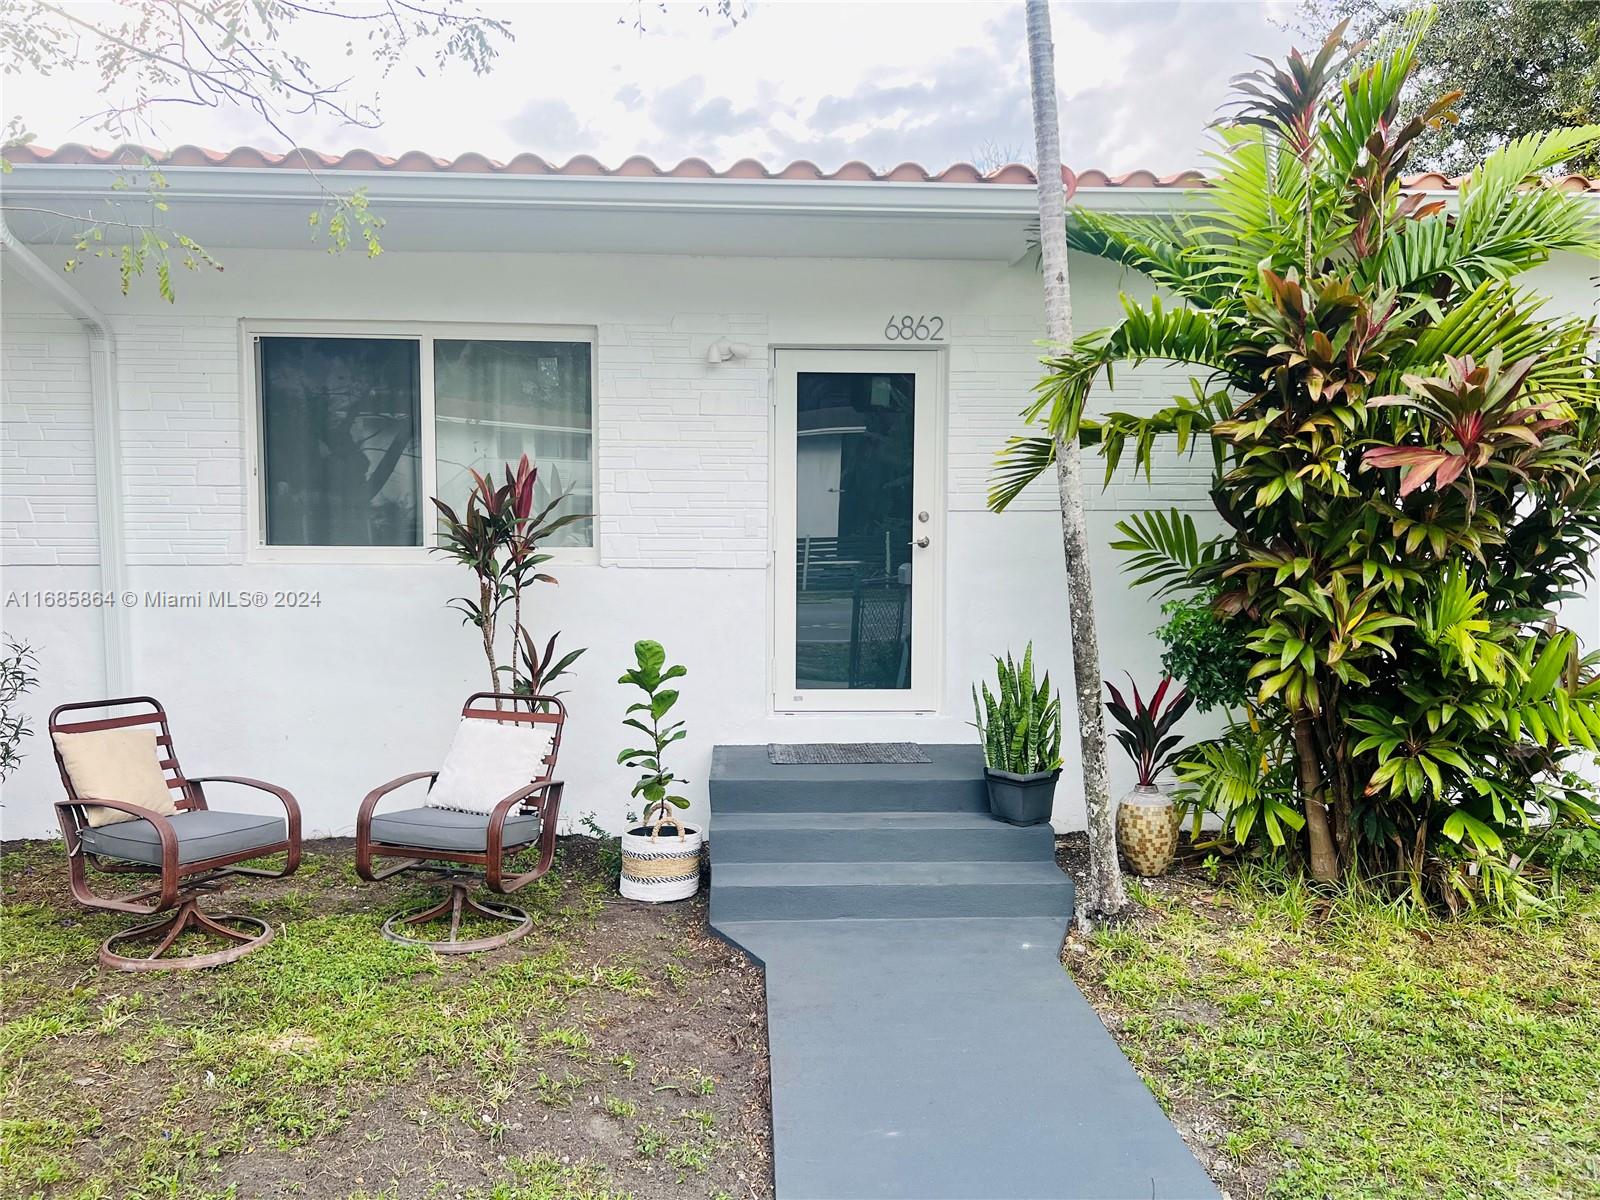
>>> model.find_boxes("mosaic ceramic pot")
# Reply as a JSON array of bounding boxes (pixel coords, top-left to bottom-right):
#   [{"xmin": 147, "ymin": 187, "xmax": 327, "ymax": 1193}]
[
  {"xmin": 620, "ymin": 820, "xmax": 703, "ymax": 902},
  {"xmin": 1117, "ymin": 784, "xmax": 1177, "ymax": 877}
]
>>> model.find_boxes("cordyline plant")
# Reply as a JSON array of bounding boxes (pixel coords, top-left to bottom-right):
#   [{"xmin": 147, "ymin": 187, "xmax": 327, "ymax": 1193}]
[
  {"xmin": 432, "ymin": 454, "xmax": 589, "ymax": 703},
  {"xmin": 1104, "ymin": 676, "xmax": 1193, "ymax": 788},
  {"xmin": 991, "ymin": 12, "xmax": 1600, "ymax": 911}
]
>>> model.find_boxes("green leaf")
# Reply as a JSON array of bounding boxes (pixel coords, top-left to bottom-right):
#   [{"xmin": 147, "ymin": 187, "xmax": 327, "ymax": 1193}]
[{"xmin": 634, "ymin": 640, "xmax": 666, "ymax": 675}]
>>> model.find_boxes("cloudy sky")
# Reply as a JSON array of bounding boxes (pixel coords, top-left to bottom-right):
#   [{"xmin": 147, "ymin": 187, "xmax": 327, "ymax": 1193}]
[{"xmin": 7, "ymin": 1, "xmax": 1302, "ymax": 175}]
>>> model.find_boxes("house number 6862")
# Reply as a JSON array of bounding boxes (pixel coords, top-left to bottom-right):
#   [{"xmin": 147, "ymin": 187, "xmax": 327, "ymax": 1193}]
[{"xmin": 883, "ymin": 315, "xmax": 944, "ymax": 341}]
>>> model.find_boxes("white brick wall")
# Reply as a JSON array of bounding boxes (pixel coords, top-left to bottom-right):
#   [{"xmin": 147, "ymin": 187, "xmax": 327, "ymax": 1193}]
[
  {"xmin": 114, "ymin": 316, "xmax": 244, "ymax": 564},
  {"xmin": 1, "ymin": 316, "xmax": 99, "ymax": 565},
  {"xmin": 3, "ymin": 309, "xmax": 1210, "ymax": 574},
  {"xmin": 1081, "ymin": 362, "xmax": 1217, "ymax": 514},
  {"xmin": 947, "ymin": 313, "xmax": 1053, "ymax": 512},
  {"xmin": 1, "ymin": 313, "xmax": 245, "ymax": 568},
  {"xmin": 596, "ymin": 316, "xmax": 770, "ymax": 569}
]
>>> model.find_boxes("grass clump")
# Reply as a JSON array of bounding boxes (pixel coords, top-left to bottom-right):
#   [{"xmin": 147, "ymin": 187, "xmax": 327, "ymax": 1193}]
[{"xmin": 1074, "ymin": 864, "xmax": 1600, "ymax": 1199}]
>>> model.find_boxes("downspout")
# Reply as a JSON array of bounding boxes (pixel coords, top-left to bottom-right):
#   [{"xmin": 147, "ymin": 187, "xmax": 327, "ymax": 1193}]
[{"xmin": 0, "ymin": 218, "xmax": 132, "ymax": 694}]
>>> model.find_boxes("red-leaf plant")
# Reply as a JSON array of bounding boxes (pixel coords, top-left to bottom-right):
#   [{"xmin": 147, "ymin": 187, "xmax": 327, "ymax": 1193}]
[
  {"xmin": 1104, "ymin": 675, "xmax": 1194, "ymax": 788},
  {"xmin": 432, "ymin": 454, "xmax": 589, "ymax": 701},
  {"xmin": 1362, "ymin": 350, "xmax": 1569, "ymax": 508}
]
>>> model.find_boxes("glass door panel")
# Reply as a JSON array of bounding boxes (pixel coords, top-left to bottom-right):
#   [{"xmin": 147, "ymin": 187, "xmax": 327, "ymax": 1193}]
[
  {"xmin": 773, "ymin": 349, "xmax": 941, "ymax": 712},
  {"xmin": 793, "ymin": 371, "xmax": 915, "ymax": 690}
]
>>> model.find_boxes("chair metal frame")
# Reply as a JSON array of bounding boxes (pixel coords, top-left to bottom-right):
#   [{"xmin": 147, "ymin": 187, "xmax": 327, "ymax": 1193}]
[
  {"xmin": 355, "ymin": 692, "xmax": 566, "ymax": 953},
  {"xmin": 49, "ymin": 696, "xmax": 301, "ymax": 972}
]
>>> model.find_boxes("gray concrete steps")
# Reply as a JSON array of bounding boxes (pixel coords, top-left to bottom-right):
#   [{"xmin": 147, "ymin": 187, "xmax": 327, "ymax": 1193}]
[
  {"xmin": 706, "ymin": 743, "xmax": 1217, "ymax": 1198},
  {"xmin": 710, "ymin": 858, "xmax": 1075, "ymax": 922},
  {"xmin": 712, "ymin": 810, "xmax": 1053, "ymax": 863},
  {"xmin": 710, "ymin": 744, "xmax": 988, "ymax": 813}
]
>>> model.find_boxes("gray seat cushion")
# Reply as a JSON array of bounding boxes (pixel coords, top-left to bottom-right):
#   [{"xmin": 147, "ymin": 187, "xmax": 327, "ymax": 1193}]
[
  {"xmin": 370, "ymin": 806, "xmax": 542, "ymax": 853},
  {"xmin": 80, "ymin": 809, "xmax": 287, "ymax": 867}
]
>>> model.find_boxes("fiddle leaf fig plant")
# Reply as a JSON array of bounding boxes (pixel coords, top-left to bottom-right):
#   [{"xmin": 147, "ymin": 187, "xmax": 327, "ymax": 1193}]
[{"xmin": 617, "ymin": 640, "xmax": 690, "ymax": 829}]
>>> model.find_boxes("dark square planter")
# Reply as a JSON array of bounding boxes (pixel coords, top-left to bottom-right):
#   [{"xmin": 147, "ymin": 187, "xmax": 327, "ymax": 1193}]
[{"xmin": 983, "ymin": 766, "xmax": 1061, "ymax": 826}]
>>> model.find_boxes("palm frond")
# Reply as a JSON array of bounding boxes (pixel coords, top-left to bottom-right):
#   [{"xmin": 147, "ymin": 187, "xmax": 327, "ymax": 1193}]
[
  {"xmin": 1319, "ymin": 11, "xmax": 1430, "ymax": 186},
  {"xmin": 1026, "ymin": 296, "xmax": 1240, "ymax": 441},
  {"xmin": 1190, "ymin": 126, "xmax": 1306, "ymax": 281},
  {"xmin": 1111, "ymin": 508, "xmax": 1228, "ymax": 594},
  {"xmin": 1065, "ymin": 208, "xmax": 1228, "ymax": 307},
  {"xmin": 1093, "ymin": 383, "xmax": 1235, "ymax": 484},
  {"xmin": 1376, "ymin": 127, "xmax": 1600, "ymax": 293},
  {"xmin": 1382, "ymin": 280, "xmax": 1600, "ymax": 402},
  {"xmin": 989, "ymin": 435, "xmax": 1057, "ymax": 513}
]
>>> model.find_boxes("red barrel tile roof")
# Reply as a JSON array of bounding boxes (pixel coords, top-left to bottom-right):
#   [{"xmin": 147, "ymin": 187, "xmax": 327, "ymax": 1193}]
[{"xmin": 4, "ymin": 143, "xmax": 1596, "ymax": 192}]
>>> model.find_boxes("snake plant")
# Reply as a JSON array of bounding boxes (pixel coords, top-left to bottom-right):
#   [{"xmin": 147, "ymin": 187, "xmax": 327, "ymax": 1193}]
[{"xmin": 972, "ymin": 644, "xmax": 1063, "ymax": 775}]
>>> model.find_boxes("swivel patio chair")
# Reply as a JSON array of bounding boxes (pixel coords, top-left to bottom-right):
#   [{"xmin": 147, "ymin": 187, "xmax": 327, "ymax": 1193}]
[
  {"xmin": 355, "ymin": 692, "xmax": 565, "ymax": 953},
  {"xmin": 50, "ymin": 697, "xmax": 302, "ymax": 971}
]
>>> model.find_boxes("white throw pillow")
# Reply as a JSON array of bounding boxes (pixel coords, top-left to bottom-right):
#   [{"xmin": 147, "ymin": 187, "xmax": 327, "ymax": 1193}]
[
  {"xmin": 426, "ymin": 717, "xmax": 555, "ymax": 815},
  {"xmin": 52, "ymin": 727, "xmax": 181, "ymax": 828}
]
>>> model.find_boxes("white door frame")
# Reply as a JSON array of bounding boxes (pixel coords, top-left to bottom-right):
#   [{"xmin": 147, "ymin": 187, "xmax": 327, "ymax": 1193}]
[{"xmin": 770, "ymin": 347, "xmax": 945, "ymax": 713}]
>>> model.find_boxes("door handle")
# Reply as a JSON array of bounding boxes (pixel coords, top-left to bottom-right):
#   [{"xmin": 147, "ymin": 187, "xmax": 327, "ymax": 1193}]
[{"xmin": 910, "ymin": 536, "xmax": 930, "ymax": 549}]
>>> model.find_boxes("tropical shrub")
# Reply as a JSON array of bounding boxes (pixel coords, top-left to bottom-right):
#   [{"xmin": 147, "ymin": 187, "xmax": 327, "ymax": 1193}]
[
  {"xmin": 617, "ymin": 640, "xmax": 690, "ymax": 831},
  {"xmin": 1173, "ymin": 720, "xmax": 1304, "ymax": 851},
  {"xmin": 0, "ymin": 637, "xmax": 38, "ymax": 781},
  {"xmin": 433, "ymin": 454, "xmax": 588, "ymax": 699},
  {"xmin": 991, "ymin": 15, "xmax": 1600, "ymax": 910},
  {"xmin": 1154, "ymin": 588, "xmax": 1253, "ymax": 714},
  {"xmin": 1104, "ymin": 676, "xmax": 1193, "ymax": 787},
  {"xmin": 972, "ymin": 644, "xmax": 1063, "ymax": 774}
]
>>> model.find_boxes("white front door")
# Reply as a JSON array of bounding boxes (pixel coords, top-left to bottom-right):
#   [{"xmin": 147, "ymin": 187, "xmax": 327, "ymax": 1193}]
[{"xmin": 772, "ymin": 349, "xmax": 943, "ymax": 711}]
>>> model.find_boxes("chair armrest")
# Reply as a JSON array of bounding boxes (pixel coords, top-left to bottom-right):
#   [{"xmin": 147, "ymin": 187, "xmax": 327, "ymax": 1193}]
[
  {"xmin": 185, "ymin": 776, "xmax": 302, "ymax": 872},
  {"xmin": 187, "ymin": 776, "xmax": 298, "ymax": 817},
  {"xmin": 485, "ymin": 780, "xmax": 564, "ymax": 892},
  {"xmin": 353, "ymin": 771, "xmax": 439, "ymax": 883},
  {"xmin": 356, "ymin": 771, "xmax": 439, "ymax": 832},
  {"xmin": 54, "ymin": 798, "xmax": 181, "ymax": 910}
]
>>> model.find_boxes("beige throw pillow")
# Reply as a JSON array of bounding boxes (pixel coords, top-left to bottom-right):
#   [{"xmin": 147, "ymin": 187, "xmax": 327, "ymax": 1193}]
[{"xmin": 53, "ymin": 727, "xmax": 180, "ymax": 828}]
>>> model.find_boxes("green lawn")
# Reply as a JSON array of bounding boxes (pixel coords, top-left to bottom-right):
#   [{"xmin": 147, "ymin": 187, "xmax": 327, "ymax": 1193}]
[
  {"xmin": 0, "ymin": 839, "xmax": 771, "ymax": 1200},
  {"xmin": 1069, "ymin": 864, "xmax": 1600, "ymax": 1200}
]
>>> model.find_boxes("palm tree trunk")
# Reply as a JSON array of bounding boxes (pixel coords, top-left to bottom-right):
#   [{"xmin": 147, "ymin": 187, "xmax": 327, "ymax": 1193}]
[{"xmin": 1025, "ymin": 0, "xmax": 1126, "ymax": 923}]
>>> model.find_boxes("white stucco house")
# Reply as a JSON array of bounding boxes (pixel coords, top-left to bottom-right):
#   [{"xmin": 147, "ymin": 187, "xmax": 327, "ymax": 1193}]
[{"xmin": 2, "ymin": 145, "xmax": 1597, "ymax": 840}]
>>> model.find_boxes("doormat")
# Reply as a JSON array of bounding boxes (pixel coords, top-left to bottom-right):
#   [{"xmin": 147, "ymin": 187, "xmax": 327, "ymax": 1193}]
[{"xmin": 767, "ymin": 742, "xmax": 931, "ymax": 765}]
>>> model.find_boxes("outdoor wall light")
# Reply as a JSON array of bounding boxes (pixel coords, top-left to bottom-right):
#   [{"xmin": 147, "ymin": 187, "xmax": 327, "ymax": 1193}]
[{"xmin": 706, "ymin": 338, "xmax": 749, "ymax": 365}]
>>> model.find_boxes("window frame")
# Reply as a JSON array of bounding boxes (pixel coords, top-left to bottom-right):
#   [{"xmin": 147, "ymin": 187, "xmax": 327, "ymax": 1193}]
[{"xmin": 241, "ymin": 319, "xmax": 599, "ymax": 564}]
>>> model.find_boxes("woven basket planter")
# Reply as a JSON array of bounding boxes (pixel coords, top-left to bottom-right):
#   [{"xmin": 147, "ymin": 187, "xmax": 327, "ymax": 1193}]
[{"xmin": 620, "ymin": 820, "xmax": 703, "ymax": 903}]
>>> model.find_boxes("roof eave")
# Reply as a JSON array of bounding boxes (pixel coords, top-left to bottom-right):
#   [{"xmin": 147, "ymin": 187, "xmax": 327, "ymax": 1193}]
[{"xmin": 0, "ymin": 160, "xmax": 1207, "ymax": 217}]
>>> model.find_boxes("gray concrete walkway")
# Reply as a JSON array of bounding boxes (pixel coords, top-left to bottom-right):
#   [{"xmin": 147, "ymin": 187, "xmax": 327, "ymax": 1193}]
[{"xmin": 708, "ymin": 745, "xmax": 1219, "ymax": 1200}]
